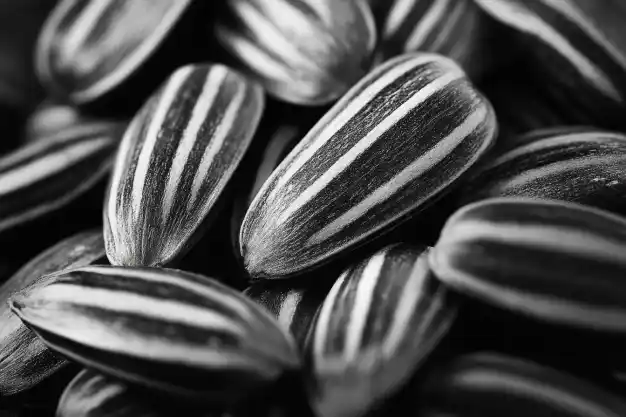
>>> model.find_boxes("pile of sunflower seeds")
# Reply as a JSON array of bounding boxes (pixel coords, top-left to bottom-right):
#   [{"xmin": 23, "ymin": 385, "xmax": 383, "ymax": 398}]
[{"xmin": 2, "ymin": 0, "xmax": 626, "ymax": 415}]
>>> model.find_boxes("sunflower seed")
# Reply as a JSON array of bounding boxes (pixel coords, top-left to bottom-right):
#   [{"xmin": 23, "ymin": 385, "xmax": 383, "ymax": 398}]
[
  {"xmin": 35, "ymin": 0, "xmax": 196, "ymax": 105},
  {"xmin": 57, "ymin": 369, "xmax": 218, "ymax": 417},
  {"xmin": 104, "ymin": 63, "xmax": 264, "ymax": 267},
  {"xmin": 463, "ymin": 128, "xmax": 626, "ymax": 215},
  {"xmin": 240, "ymin": 53, "xmax": 497, "ymax": 279},
  {"xmin": 243, "ymin": 280, "xmax": 329, "ymax": 349},
  {"xmin": 9, "ymin": 265, "xmax": 299, "ymax": 401},
  {"xmin": 378, "ymin": 0, "xmax": 489, "ymax": 79},
  {"xmin": 0, "ymin": 230, "xmax": 104, "ymax": 395},
  {"xmin": 430, "ymin": 197, "xmax": 626, "ymax": 332},
  {"xmin": 0, "ymin": 121, "xmax": 122, "ymax": 233},
  {"xmin": 474, "ymin": 0, "xmax": 626, "ymax": 130},
  {"xmin": 420, "ymin": 352, "xmax": 626, "ymax": 417},
  {"xmin": 214, "ymin": 0, "xmax": 376, "ymax": 105},
  {"xmin": 308, "ymin": 244, "xmax": 456, "ymax": 417}
]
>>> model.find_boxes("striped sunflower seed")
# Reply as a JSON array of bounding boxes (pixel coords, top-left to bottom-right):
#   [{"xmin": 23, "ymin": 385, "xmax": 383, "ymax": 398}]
[
  {"xmin": 419, "ymin": 352, "xmax": 626, "ymax": 416},
  {"xmin": 0, "ymin": 230, "xmax": 104, "ymax": 395},
  {"xmin": 35, "ymin": 0, "xmax": 201, "ymax": 106},
  {"xmin": 0, "ymin": 121, "xmax": 122, "ymax": 233},
  {"xmin": 462, "ymin": 127, "xmax": 626, "ymax": 215},
  {"xmin": 57, "ymin": 369, "xmax": 217, "ymax": 417},
  {"xmin": 214, "ymin": 0, "xmax": 376, "ymax": 105},
  {"xmin": 474, "ymin": 0, "xmax": 626, "ymax": 130},
  {"xmin": 9, "ymin": 265, "xmax": 300, "ymax": 401},
  {"xmin": 308, "ymin": 244, "xmax": 457, "ymax": 417},
  {"xmin": 240, "ymin": 53, "xmax": 497, "ymax": 279},
  {"xmin": 378, "ymin": 0, "xmax": 489, "ymax": 79},
  {"xmin": 429, "ymin": 197, "xmax": 626, "ymax": 332},
  {"xmin": 104, "ymin": 63, "xmax": 264, "ymax": 267},
  {"xmin": 243, "ymin": 280, "xmax": 329, "ymax": 350}
]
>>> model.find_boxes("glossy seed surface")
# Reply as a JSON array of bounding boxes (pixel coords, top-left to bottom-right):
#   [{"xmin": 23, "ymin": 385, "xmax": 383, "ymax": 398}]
[
  {"xmin": 430, "ymin": 197, "xmax": 626, "ymax": 332},
  {"xmin": 0, "ymin": 230, "xmax": 104, "ymax": 395},
  {"xmin": 10, "ymin": 265, "xmax": 299, "ymax": 401},
  {"xmin": 36, "ymin": 0, "xmax": 193, "ymax": 104},
  {"xmin": 309, "ymin": 244, "xmax": 456, "ymax": 417},
  {"xmin": 464, "ymin": 128, "xmax": 626, "ymax": 214},
  {"xmin": 241, "ymin": 53, "xmax": 497, "ymax": 279},
  {"xmin": 105, "ymin": 63, "xmax": 264, "ymax": 267},
  {"xmin": 214, "ymin": 0, "xmax": 376, "ymax": 105},
  {"xmin": 420, "ymin": 352, "xmax": 626, "ymax": 417},
  {"xmin": 0, "ymin": 121, "xmax": 122, "ymax": 233}
]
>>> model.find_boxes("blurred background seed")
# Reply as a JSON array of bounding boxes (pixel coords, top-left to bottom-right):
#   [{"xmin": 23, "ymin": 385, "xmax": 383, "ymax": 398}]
[{"xmin": 214, "ymin": 0, "xmax": 377, "ymax": 105}]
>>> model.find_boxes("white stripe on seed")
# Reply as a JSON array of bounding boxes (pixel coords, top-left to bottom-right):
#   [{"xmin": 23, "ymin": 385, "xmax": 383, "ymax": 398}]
[
  {"xmin": 307, "ymin": 104, "xmax": 485, "ymax": 246},
  {"xmin": 0, "ymin": 137, "xmax": 111, "ymax": 196},
  {"xmin": 161, "ymin": 66, "xmax": 228, "ymax": 223},
  {"xmin": 188, "ymin": 78, "xmax": 246, "ymax": 209},
  {"xmin": 131, "ymin": 67, "xmax": 192, "ymax": 218},
  {"xmin": 277, "ymin": 66, "xmax": 465, "ymax": 225},
  {"xmin": 343, "ymin": 250, "xmax": 387, "ymax": 361}
]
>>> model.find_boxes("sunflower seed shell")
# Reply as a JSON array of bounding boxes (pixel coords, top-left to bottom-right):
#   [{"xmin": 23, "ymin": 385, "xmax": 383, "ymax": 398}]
[
  {"xmin": 430, "ymin": 197, "xmax": 626, "ymax": 332},
  {"xmin": 105, "ymin": 63, "xmax": 264, "ymax": 267},
  {"xmin": 10, "ymin": 265, "xmax": 299, "ymax": 401},
  {"xmin": 240, "ymin": 53, "xmax": 497, "ymax": 279},
  {"xmin": 308, "ymin": 244, "xmax": 457, "ymax": 417},
  {"xmin": 214, "ymin": 0, "xmax": 376, "ymax": 105}
]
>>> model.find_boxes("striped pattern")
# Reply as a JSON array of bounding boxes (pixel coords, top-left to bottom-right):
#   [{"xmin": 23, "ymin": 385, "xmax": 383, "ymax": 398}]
[
  {"xmin": 430, "ymin": 197, "xmax": 626, "ymax": 332},
  {"xmin": 105, "ymin": 63, "xmax": 264, "ymax": 267},
  {"xmin": 214, "ymin": 0, "xmax": 376, "ymax": 105},
  {"xmin": 240, "ymin": 53, "xmax": 497, "ymax": 279},
  {"xmin": 464, "ymin": 128, "xmax": 626, "ymax": 215},
  {"xmin": 309, "ymin": 244, "xmax": 456, "ymax": 417},
  {"xmin": 231, "ymin": 123, "xmax": 301, "ymax": 259},
  {"xmin": 57, "ymin": 369, "xmax": 214, "ymax": 417},
  {"xmin": 474, "ymin": 0, "xmax": 626, "ymax": 129},
  {"xmin": 243, "ymin": 280, "xmax": 329, "ymax": 349},
  {"xmin": 9, "ymin": 265, "xmax": 299, "ymax": 400},
  {"xmin": 0, "ymin": 230, "xmax": 104, "ymax": 395},
  {"xmin": 379, "ymin": 0, "xmax": 487, "ymax": 79},
  {"xmin": 420, "ymin": 352, "xmax": 626, "ymax": 417},
  {"xmin": 36, "ymin": 0, "xmax": 193, "ymax": 104},
  {"xmin": 0, "ymin": 121, "xmax": 122, "ymax": 233}
]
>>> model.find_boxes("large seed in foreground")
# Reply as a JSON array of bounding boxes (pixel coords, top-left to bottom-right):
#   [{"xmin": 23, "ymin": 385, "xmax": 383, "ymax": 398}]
[
  {"xmin": 0, "ymin": 230, "xmax": 104, "ymax": 395},
  {"xmin": 9, "ymin": 266, "xmax": 299, "ymax": 401},
  {"xmin": 105, "ymin": 63, "xmax": 263, "ymax": 267},
  {"xmin": 308, "ymin": 244, "xmax": 457, "ymax": 417},
  {"xmin": 463, "ymin": 128, "xmax": 626, "ymax": 214},
  {"xmin": 240, "ymin": 53, "xmax": 497, "ymax": 279},
  {"xmin": 474, "ymin": 0, "xmax": 626, "ymax": 130},
  {"xmin": 0, "ymin": 121, "xmax": 122, "ymax": 233},
  {"xmin": 35, "ymin": 0, "xmax": 204, "ymax": 107},
  {"xmin": 214, "ymin": 0, "xmax": 376, "ymax": 105},
  {"xmin": 429, "ymin": 197, "xmax": 626, "ymax": 332},
  {"xmin": 419, "ymin": 352, "xmax": 626, "ymax": 416}
]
